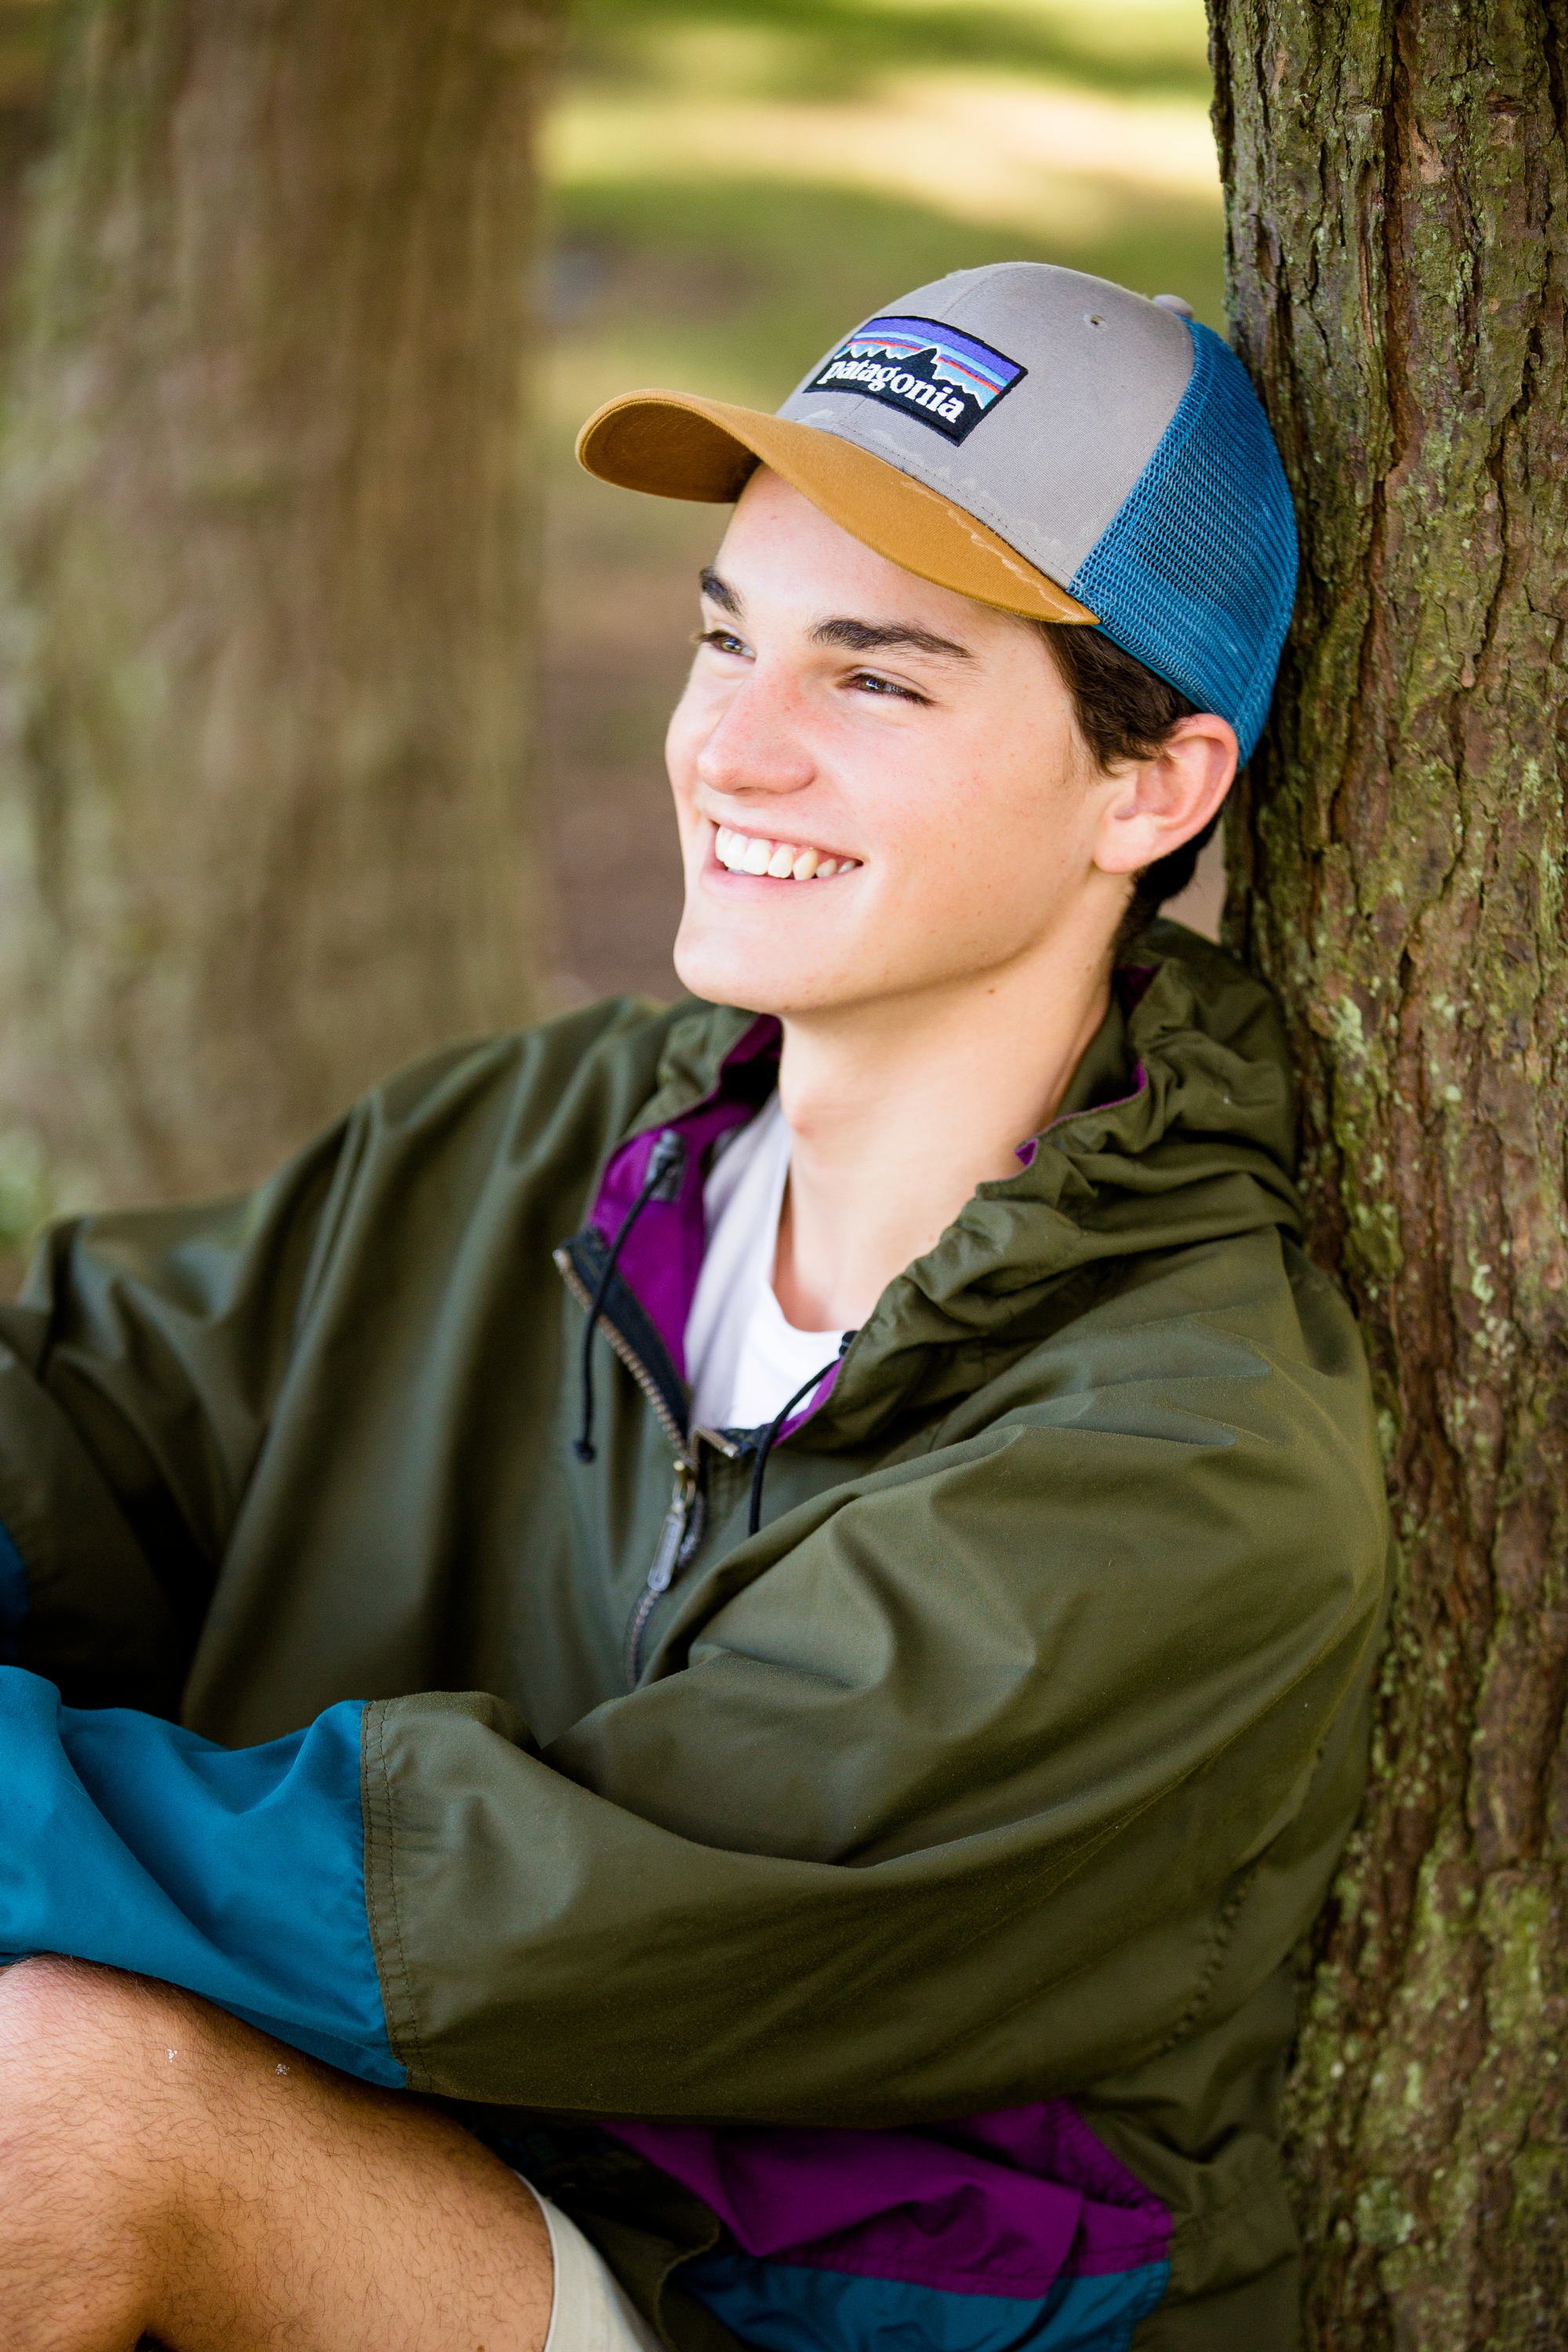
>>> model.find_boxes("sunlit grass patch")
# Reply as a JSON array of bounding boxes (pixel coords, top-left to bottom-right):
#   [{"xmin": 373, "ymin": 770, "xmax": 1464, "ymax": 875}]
[
  {"xmin": 568, "ymin": 0, "xmax": 1214, "ymax": 105},
  {"xmin": 549, "ymin": 73, "xmax": 1219, "ymax": 270}
]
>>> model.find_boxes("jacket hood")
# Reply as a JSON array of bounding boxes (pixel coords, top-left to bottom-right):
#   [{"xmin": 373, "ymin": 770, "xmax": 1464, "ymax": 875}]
[{"xmin": 598, "ymin": 921, "xmax": 1303, "ymax": 1453}]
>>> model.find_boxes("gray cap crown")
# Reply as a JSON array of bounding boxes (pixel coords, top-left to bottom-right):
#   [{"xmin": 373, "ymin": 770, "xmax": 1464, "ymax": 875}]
[{"xmin": 778, "ymin": 261, "xmax": 1196, "ymax": 590}]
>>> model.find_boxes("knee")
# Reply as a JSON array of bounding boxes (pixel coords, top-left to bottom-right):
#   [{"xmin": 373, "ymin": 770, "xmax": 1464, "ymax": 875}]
[
  {"xmin": 1, "ymin": 1950, "xmax": 186, "ymax": 2055},
  {"xmin": 0, "ymin": 1960, "xmax": 234, "ymax": 2256},
  {"xmin": 0, "ymin": 1961, "xmax": 176, "ymax": 2342},
  {"xmin": 0, "ymin": 1956, "xmax": 208, "ymax": 2153},
  {"xmin": 1, "ymin": 1948, "xmax": 151, "ymax": 2032}
]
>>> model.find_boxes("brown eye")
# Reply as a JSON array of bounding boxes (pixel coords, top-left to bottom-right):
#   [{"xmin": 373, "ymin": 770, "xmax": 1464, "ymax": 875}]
[{"xmin": 848, "ymin": 670, "xmax": 926, "ymax": 704}]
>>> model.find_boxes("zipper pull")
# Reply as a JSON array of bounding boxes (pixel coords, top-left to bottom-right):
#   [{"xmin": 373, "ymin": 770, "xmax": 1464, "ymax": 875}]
[
  {"xmin": 648, "ymin": 1462, "xmax": 696, "ymax": 1596},
  {"xmin": 690, "ymin": 1421, "xmax": 744, "ymax": 1462},
  {"xmin": 625, "ymin": 1461, "xmax": 698, "ymax": 1683}
]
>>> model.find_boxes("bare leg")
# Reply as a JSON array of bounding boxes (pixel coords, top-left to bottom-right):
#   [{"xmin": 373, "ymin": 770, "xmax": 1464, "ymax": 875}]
[{"xmin": 0, "ymin": 1956, "xmax": 554, "ymax": 2352}]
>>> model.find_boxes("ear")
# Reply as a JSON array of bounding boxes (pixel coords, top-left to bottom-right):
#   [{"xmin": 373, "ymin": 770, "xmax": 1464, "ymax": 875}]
[{"xmin": 1091, "ymin": 714, "xmax": 1239, "ymax": 878}]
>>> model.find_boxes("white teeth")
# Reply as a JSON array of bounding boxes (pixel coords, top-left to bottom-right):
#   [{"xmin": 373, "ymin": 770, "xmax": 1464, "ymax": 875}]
[{"xmin": 711, "ymin": 822, "xmax": 857, "ymax": 880}]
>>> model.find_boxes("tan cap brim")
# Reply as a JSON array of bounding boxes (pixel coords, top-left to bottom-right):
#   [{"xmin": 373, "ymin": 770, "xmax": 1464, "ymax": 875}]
[{"xmin": 575, "ymin": 390, "xmax": 1098, "ymax": 627}]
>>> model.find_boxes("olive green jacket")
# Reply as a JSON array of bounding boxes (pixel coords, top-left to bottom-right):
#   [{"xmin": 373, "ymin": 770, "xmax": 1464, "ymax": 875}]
[{"xmin": 0, "ymin": 922, "xmax": 1387, "ymax": 2349}]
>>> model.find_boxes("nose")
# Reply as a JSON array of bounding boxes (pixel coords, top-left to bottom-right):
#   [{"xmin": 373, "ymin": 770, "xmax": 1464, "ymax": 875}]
[{"xmin": 695, "ymin": 661, "xmax": 815, "ymax": 804}]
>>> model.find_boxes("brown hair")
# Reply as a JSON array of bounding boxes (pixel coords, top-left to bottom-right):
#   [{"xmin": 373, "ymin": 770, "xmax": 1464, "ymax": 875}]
[{"xmin": 1034, "ymin": 621, "xmax": 1222, "ymax": 950}]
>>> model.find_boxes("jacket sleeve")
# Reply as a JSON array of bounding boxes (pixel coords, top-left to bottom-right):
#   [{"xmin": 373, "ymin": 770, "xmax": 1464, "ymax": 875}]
[
  {"xmin": 0, "ymin": 1119, "xmax": 359, "ymax": 1715},
  {"xmin": 0, "ymin": 1004, "xmax": 655, "ymax": 1719},
  {"xmin": 0, "ymin": 1668, "xmax": 399, "ymax": 2082}
]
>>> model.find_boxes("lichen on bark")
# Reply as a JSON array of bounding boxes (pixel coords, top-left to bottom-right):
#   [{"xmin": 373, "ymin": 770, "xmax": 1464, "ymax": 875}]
[{"xmin": 1207, "ymin": 0, "xmax": 1568, "ymax": 2342}]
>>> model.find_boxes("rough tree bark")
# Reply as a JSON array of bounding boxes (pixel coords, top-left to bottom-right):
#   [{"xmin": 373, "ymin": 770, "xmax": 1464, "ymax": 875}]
[
  {"xmin": 1208, "ymin": 4, "xmax": 1567, "ymax": 2345},
  {"xmin": 0, "ymin": 0, "xmax": 558, "ymax": 1213}
]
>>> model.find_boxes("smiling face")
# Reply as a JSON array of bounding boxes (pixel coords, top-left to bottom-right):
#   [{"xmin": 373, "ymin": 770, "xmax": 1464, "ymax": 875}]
[{"xmin": 666, "ymin": 469, "xmax": 1152, "ymax": 1024}]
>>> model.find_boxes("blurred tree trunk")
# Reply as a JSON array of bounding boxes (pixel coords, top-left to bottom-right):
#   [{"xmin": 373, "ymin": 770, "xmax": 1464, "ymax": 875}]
[
  {"xmin": 1209, "ymin": 3, "xmax": 1567, "ymax": 2345},
  {"xmin": 0, "ymin": 0, "xmax": 558, "ymax": 1217}
]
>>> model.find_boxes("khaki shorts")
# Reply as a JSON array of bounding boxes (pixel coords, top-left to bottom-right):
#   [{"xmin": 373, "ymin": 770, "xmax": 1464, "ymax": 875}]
[{"xmin": 522, "ymin": 2179, "xmax": 667, "ymax": 2352}]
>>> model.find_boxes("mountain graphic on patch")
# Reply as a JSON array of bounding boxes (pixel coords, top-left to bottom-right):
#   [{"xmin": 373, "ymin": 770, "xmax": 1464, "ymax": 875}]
[{"xmin": 804, "ymin": 314, "xmax": 1027, "ymax": 445}]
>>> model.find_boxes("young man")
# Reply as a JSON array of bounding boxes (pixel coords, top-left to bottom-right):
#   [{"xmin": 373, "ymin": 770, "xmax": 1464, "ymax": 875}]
[{"xmin": 0, "ymin": 263, "xmax": 1386, "ymax": 2352}]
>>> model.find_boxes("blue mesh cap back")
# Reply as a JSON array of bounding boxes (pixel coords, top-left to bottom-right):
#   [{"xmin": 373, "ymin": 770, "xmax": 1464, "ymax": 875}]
[{"xmin": 1069, "ymin": 321, "xmax": 1297, "ymax": 763}]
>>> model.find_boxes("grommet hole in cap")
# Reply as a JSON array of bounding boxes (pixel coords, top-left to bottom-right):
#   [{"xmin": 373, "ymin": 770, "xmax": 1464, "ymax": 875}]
[{"xmin": 1085, "ymin": 314, "xmax": 1105, "ymax": 327}]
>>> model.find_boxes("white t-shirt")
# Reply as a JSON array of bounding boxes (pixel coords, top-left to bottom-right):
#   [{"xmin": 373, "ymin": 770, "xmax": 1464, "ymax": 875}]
[{"xmin": 685, "ymin": 1095, "xmax": 847, "ymax": 1432}]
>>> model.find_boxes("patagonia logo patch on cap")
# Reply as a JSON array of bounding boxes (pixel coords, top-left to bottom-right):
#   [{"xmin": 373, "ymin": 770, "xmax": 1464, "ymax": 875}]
[{"xmin": 804, "ymin": 314, "xmax": 1026, "ymax": 445}]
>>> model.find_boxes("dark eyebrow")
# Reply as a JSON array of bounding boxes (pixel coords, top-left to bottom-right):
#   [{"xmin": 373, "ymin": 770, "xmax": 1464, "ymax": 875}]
[
  {"xmin": 697, "ymin": 572, "xmax": 972, "ymax": 662},
  {"xmin": 811, "ymin": 617, "xmax": 974, "ymax": 661},
  {"xmin": 699, "ymin": 566, "xmax": 742, "ymax": 616}
]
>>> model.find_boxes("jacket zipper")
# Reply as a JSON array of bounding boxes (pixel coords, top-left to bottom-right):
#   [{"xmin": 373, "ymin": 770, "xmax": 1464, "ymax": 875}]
[
  {"xmin": 555, "ymin": 1246, "xmax": 688, "ymax": 1457},
  {"xmin": 555, "ymin": 1246, "xmax": 742, "ymax": 1679},
  {"xmin": 622, "ymin": 1460, "xmax": 697, "ymax": 1683}
]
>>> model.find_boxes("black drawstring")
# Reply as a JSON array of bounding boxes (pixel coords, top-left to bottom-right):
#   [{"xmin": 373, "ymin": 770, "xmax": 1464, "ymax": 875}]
[
  {"xmin": 573, "ymin": 1130, "xmax": 686, "ymax": 1464},
  {"xmin": 747, "ymin": 1329, "xmax": 857, "ymax": 1537}
]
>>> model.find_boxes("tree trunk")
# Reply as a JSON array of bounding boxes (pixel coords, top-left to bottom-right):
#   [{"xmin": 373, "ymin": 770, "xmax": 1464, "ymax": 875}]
[
  {"xmin": 0, "ymin": 0, "xmax": 557, "ymax": 1216},
  {"xmin": 1207, "ymin": 3, "xmax": 1568, "ymax": 2343}
]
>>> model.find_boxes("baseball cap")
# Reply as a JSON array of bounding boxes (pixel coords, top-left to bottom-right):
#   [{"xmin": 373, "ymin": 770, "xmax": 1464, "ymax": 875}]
[{"xmin": 576, "ymin": 260, "xmax": 1298, "ymax": 762}]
